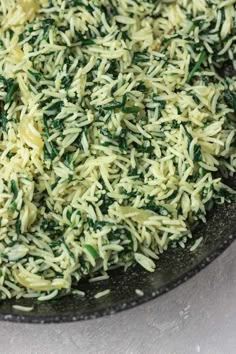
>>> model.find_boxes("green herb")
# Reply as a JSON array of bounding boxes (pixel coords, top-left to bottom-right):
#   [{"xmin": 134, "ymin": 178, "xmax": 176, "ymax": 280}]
[
  {"xmin": 0, "ymin": 111, "xmax": 7, "ymax": 131},
  {"xmin": 5, "ymin": 83, "xmax": 18, "ymax": 104},
  {"xmin": 193, "ymin": 144, "xmax": 202, "ymax": 162},
  {"xmin": 84, "ymin": 244, "xmax": 99, "ymax": 259},
  {"xmin": 143, "ymin": 203, "xmax": 169, "ymax": 216},
  {"xmin": 15, "ymin": 218, "xmax": 21, "ymax": 235},
  {"xmin": 76, "ymin": 32, "xmax": 95, "ymax": 46},
  {"xmin": 224, "ymin": 90, "xmax": 236, "ymax": 114},
  {"xmin": 132, "ymin": 51, "xmax": 150, "ymax": 64},
  {"xmin": 10, "ymin": 180, "xmax": 18, "ymax": 198},
  {"xmin": 187, "ymin": 51, "xmax": 206, "ymax": 83},
  {"xmin": 28, "ymin": 70, "xmax": 42, "ymax": 82},
  {"xmin": 103, "ymin": 92, "xmax": 140, "ymax": 114}
]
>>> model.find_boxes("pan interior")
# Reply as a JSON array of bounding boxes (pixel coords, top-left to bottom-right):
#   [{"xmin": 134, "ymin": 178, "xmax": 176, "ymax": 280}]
[{"xmin": 0, "ymin": 196, "xmax": 235, "ymax": 323}]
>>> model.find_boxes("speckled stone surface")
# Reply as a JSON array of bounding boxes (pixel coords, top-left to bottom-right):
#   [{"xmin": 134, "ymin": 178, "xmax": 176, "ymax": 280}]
[{"xmin": 0, "ymin": 241, "xmax": 235, "ymax": 353}]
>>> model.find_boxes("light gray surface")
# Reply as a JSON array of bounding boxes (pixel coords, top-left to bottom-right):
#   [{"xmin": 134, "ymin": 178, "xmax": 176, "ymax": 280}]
[{"xmin": 0, "ymin": 242, "xmax": 236, "ymax": 354}]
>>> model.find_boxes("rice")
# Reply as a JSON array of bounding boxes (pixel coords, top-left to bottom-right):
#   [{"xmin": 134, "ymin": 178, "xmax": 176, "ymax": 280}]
[
  {"xmin": 0, "ymin": 0, "xmax": 235, "ymax": 301},
  {"xmin": 89, "ymin": 274, "xmax": 109, "ymax": 283},
  {"xmin": 190, "ymin": 237, "xmax": 203, "ymax": 252},
  {"xmin": 72, "ymin": 289, "xmax": 86, "ymax": 297},
  {"xmin": 12, "ymin": 305, "xmax": 34, "ymax": 312},
  {"xmin": 94, "ymin": 289, "xmax": 110, "ymax": 299},
  {"xmin": 135, "ymin": 289, "xmax": 144, "ymax": 297}
]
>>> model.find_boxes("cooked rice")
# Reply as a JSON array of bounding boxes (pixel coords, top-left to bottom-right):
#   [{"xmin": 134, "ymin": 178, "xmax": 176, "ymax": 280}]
[
  {"xmin": 12, "ymin": 304, "xmax": 34, "ymax": 312},
  {"xmin": 135, "ymin": 289, "xmax": 144, "ymax": 297},
  {"xmin": 190, "ymin": 237, "xmax": 203, "ymax": 252},
  {"xmin": 0, "ymin": 0, "xmax": 236, "ymax": 301},
  {"xmin": 94, "ymin": 289, "xmax": 110, "ymax": 299}
]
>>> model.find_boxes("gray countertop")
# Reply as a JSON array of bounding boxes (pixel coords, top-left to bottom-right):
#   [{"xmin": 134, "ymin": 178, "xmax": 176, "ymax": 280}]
[{"xmin": 0, "ymin": 242, "xmax": 236, "ymax": 354}]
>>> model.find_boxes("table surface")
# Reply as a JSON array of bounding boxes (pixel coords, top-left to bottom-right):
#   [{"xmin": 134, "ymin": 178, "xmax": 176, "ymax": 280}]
[{"xmin": 0, "ymin": 242, "xmax": 236, "ymax": 354}]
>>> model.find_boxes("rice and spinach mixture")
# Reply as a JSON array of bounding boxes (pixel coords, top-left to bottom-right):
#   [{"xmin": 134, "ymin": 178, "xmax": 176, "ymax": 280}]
[{"xmin": 0, "ymin": 0, "xmax": 236, "ymax": 301}]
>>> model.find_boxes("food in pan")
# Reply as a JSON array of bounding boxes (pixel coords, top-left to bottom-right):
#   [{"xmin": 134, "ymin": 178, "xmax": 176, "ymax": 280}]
[{"xmin": 0, "ymin": 0, "xmax": 235, "ymax": 301}]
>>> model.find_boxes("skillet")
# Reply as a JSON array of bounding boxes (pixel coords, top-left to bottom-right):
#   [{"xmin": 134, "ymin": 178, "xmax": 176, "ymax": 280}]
[{"xmin": 0, "ymin": 65, "xmax": 235, "ymax": 324}]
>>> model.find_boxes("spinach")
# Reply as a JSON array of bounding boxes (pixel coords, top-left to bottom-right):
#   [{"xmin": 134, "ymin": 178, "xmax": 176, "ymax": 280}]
[
  {"xmin": 5, "ymin": 82, "xmax": 18, "ymax": 104},
  {"xmin": 187, "ymin": 51, "xmax": 206, "ymax": 83},
  {"xmin": 143, "ymin": 203, "xmax": 169, "ymax": 216},
  {"xmin": 132, "ymin": 51, "xmax": 150, "ymax": 64},
  {"xmin": 10, "ymin": 180, "xmax": 18, "ymax": 199},
  {"xmin": 84, "ymin": 244, "xmax": 99, "ymax": 259},
  {"xmin": 224, "ymin": 90, "xmax": 236, "ymax": 114},
  {"xmin": 193, "ymin": 144, "xmax": 202, "ymax": 163},
  {"xmin": 104, "ymin": 93, "xmax": 140, "ymax": 114}
]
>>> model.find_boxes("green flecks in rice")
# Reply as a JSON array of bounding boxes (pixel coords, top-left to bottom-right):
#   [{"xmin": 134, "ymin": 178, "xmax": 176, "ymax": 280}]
[
  {"xmin": 12, "ymin": 305, "xmax": 34, "ymax": 312},
  {"xmin": 135, "ymin": 289, "xmax": 144, "ymax": 297},
  {"xmin": 190, "ymin": 237, "xmax": 203, "ymax": 252},
  {"xmin": 0, "ymin": 0, "xmax": 236, "ymax": 301}
]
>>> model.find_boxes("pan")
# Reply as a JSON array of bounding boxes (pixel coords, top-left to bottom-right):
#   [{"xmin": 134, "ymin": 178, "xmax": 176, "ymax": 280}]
[
  {"xmin": 0, "ymin": 189, "xmax": 235, "ymax": 323},
  {"xmin": 0, "ymin": 54, "xmax": 235, "ymax": 323}
]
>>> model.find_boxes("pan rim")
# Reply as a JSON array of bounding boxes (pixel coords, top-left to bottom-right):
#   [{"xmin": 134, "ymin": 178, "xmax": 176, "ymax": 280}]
[{"xmin": 0, "ymin": 232, "xmax": 235, "ymax": 324}]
